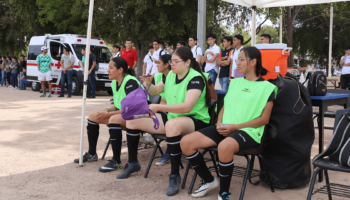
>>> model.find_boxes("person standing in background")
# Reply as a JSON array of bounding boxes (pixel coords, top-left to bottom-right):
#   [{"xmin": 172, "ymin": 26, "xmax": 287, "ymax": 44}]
[
  {"xmin": 230, "ymin": 35, "xmax": 244, "ymax": 79},
  {"xmin": 216, "ymin": 36, "xmax": 233, "ymax": 91},
  {"xmin": 176, "ymin": 41, "xmax": 185, "ymax": 48},
  {"xmin": 0, "ymin": 56, "xmax": 6, "ymax": 87},
  {"xmin": 59, "ymin": 47, "xmax": 75, "ymax": 98},
  {"xmin": 151, "ymin": 39, "xmax": 167, "ymax": 76},
  {"xmin": 18, "ymin": 55, "xmax": 26, "ymax": 88},
  {"xmin": 260, "ymin": 34, "xmax": 271, "ymax": 44},
  {"xmin": 189, "ymin": 36, "xmax": 203, "ymax": 64},
  {"xmin": 10, "ymin": 57, "xmax": 19, "ymax": 89},
  {"xmin": 340, "ymin": 46, "xmax": 350, "ymax": 89},
  {"xmin": 19, "ymin": 68, "xmax": 30, "ymax": 90},
  {"xmin": 201, "ymin": 33, "xmax": 221, "ymax": 86},
  {"xmin": 121, "ymin": 39, "xmax": 138, "ymax": 69},
  {"xmin": 159, "ymin": 41, "xmax": 169, "ymax": 54},
  {"xmin": 36, "ymin": 46, "xmax": 53, "ymax": 97},
  {"xmin": 143, "ymin": 45, "xmax": 154, "ymax": 75},
  {"xmin": 111, "ymin": 44, "xmax": 121, "ymax": 59},
  {"xmin": 6, "ymin": 56, "xmax": 12, "ymax": 87}
]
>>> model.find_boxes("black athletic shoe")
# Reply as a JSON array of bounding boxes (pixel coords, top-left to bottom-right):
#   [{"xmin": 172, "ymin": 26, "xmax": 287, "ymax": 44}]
[
  {"xmin": 74, "ymin": 152, "xmax": 98, "ymax": 163},
  {"xmin": 99, "ymin": 159, "xmax": 123, "ymax": 172},
  {"xmin": 87, "ymin": 95, "xmax": 96, "ymax": 99},
  {"xmin": 67, "ymin": 95, "xmax": 71, "ymax": 98},
  {"xmin": 58, "ymin": 95, "xmax": 64, "ymax": 97},
  {"xmin": 116, "ymin": 162, "xmax": 141, "ymax": 179}
]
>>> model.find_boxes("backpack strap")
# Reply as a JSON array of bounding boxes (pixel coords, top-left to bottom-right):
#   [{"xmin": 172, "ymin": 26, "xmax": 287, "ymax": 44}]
[
  {"xmin": 149, "ymin": 110, "xmax": 160, "ymax": 130},
  {"xmin": 159, "ymin": 50, "xmax": 164, "ymax": 57}
]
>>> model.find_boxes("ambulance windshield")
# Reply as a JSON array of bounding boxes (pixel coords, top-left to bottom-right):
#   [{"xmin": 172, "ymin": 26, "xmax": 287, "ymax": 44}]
[{"xmin": 72, "ymin": 44, "xmax": 112, "ymax": 63}]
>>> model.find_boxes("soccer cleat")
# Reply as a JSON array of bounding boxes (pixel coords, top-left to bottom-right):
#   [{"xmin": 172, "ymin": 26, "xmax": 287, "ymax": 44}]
[
  {"xmin": 48, "ymin": 93, "xmax": 52, "ymax": 98},
  {"xmin": 218, "ymin": 192, "xmax": 231, "ymax": 200},
  {"xmin": 74, "ymin": 152, "xmax": 98, "ymax": 163},
  {"xmin": 98, "ymin": 159, "xmax": 122, "ymax": 172},
  {"xmin": 166, "ymin": 174, "xmax": 181, "ymax": 196},
  {"xmin": 192, "ymin": 177, "xmax": 219, "ymax": 198},
  {"xmin": 116, "ymin": 162, "xmax": 141, "ymax": 179},
  {"xmin": 155, "ymin": 153, "xmax": 170, "ymax": 166},
  {"xmin": 40, "ymin": 93, "xmax": 46, "ymax": 97}
]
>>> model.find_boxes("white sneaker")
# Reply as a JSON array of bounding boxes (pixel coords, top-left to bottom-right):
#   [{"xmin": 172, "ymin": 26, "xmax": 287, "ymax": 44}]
[
  {"xmin": 8, "ymin": 86, "xmax": 13, "ymax": 88},
  {"xmin": 192, "ymin": 176, "xmax": 219, "ymax": 198},
  {"xmin": 15, "ymin": 86, "xmax": 18, "ymax": 89},
  {"xmin": 139, "ymin": 133, "xmax": 154, "ymax": 145}
]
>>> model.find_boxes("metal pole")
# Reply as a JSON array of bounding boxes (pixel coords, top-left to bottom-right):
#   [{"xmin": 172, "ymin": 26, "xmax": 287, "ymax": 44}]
[
  {"xmin": 280, "ymin": 8, "xmax": 283, "ymax": 43},
  {"xmin": 252, "ymin": 6, "xmax": 256, "ymax": 46},
  {"xmin": 328, "ymin": 4, "xmax": 333, "ymax": 77},
  {"xmin": 197, "ymin": 0, "xmax": 206, "ymax": 53},
  {"xmin": 79, "ymin": 0, "xmax": 94, "ymax": 167}
]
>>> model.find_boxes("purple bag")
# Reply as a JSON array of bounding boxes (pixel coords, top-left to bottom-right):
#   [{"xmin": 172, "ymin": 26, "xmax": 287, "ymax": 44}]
[
  {"xmin": 121, "ymin": 79, "xmax": 159, "ymax": 130},
  {"xmin": 234, "ymin": 69, "xmax": 245, "ymax": 78}
]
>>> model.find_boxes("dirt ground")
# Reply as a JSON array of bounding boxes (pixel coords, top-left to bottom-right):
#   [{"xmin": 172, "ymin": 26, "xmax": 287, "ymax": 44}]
[{"xmin": 0, "ymin": 87, "xmax": 348, "ymax": 200}]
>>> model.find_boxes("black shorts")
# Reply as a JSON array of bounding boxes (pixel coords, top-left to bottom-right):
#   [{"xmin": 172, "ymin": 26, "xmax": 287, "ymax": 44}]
[
  {"xmin": 159, "ymin": 112, "xmax": 209, "ymax": 131},
  {"xmin": 198, "ymin": 125, "xmax": 259, "ymax": 151}
]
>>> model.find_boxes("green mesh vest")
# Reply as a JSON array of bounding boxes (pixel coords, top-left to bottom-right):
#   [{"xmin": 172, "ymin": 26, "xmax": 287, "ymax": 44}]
[
  {"xmin": 111, "ymin": 75, "xmax": 141, "ymax": 110},
  {"xmin": 154, "ymin": 73, "xmax": 165, "ymax": 99},
  {"xmin": 164, "ymin": 69, "xmax": 210, "ymax": 124},
  {"xmin": 222, "ymin": 77, "xmax": 277, "ymax": 144}
]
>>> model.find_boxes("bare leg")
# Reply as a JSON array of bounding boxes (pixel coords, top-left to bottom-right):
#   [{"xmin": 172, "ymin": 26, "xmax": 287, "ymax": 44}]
[
  {"xmin": 181, "ymin": 131, "xmax": 217, "ymax": 156},
  {"xmin": 126, "ymin": 113, "xmax": 166, "ymax": 134}
]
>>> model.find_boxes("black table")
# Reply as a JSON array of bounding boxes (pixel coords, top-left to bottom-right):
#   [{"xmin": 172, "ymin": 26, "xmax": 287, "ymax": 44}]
[{"xmin": 311, "ymin": 93, "xmax": 349, "ymax": 182}]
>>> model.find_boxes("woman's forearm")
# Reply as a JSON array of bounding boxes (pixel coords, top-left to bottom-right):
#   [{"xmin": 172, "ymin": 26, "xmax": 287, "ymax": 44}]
[{"xmin": 157, "ymin": 103, "xmax": 192, "ymax": 114}]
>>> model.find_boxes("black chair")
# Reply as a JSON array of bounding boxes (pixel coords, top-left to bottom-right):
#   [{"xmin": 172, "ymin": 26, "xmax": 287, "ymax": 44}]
[
  {"xmin": 307, "ymin": 109, "xmax": 350, "ymax": 200},
  {"xmin": 187, "ymin": 125, "xmax": 277, "ymax": 200},
  {"xmin": 144, "ymin": 100, "xmax": 217, "ymax": 179},
  {"xmin": 101, "ymin": 95, "xmax": 161, "ymax": 160}
]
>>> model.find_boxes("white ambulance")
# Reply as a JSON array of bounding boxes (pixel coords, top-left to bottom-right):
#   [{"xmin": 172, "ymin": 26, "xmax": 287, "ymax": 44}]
[{"xmin": 26, "ymin": 34, "xmax": 113, "ymax": 95}]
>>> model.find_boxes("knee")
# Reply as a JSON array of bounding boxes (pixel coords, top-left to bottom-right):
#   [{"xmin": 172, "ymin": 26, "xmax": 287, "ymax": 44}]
[
  {"xmin": 88, "ymin": 112, "xmax": 98, "ymax": 121},
  {"xmin": 180, "ymin": 135, "xmax": 192, "ymax": 153},
  {"xmin": 218, "ymin": 141, "xmax": 234, "ymax": 155},
  {"xmin": 165, "ymin": 120, "xmax": 180, "ymax": 137},
  {"xmin": 126, "ymin": 120, "xmax": 139, "ymax": 130},
  {"xmin": 108, "ymin": 114, "xmax": 124, "ymax": 124}
]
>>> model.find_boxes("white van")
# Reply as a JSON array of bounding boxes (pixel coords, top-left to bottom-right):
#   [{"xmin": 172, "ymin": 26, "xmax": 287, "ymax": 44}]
[{"xmin": 26, "ymin": 34, "xmax": 113, "ymax": 95}]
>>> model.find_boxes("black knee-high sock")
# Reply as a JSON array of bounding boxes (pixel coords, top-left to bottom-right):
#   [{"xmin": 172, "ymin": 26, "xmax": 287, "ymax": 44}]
[
  {"xmin": 218, "ymin": 160, "xmax": 234, "ymax": 194},
  {"xmin": 126, "ymin": 128, "xmax": 141, "ymax": 163},
  {"xmin": 186, "ymin": 150, "xmax": 214, "ymax": 183},
  {"xmin": 108, "ymin": 123, "xmax": 122, "ymax": 163},
  {"xmin": 167, "ymin": 135, "xmax": 182, "ymax": 175},
  {"xmin": 87, "ymin": 120, "xmax": 99, "ymax": 155}
]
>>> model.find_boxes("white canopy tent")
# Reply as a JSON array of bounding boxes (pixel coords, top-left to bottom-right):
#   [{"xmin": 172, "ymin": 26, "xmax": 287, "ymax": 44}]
[{"xmin": 221, "ymin": 0, "xmax": 348, "ymax": 77}]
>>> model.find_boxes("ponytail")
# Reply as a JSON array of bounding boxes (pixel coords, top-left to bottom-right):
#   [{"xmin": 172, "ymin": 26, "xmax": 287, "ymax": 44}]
[
  {"xmin": 241, "ymin": 47, "xmax": 269, "ymax": 77},
  {"xmin": 112, "ymin": 57, "xmax": 136, "ymax": 77}
]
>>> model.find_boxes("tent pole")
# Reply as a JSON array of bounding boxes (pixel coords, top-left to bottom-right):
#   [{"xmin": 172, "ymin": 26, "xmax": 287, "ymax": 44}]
[
  {"xmin": 197, "ymin": 0, "xmax": 206, "ymax": 55},
  {"xmin": 328, "ymin": 4, "xmax": 333, "ymax": 77},
  {"xmin": 280, "ymin": 7, "xmax": 282, "ymax": 43},
  {"xmin": 252, "ymin": 6, "xmax": 256, "ymax": 46},
  {"xmin": 79, "ymin": 0, "xmax": 95, "ymax": 167}
]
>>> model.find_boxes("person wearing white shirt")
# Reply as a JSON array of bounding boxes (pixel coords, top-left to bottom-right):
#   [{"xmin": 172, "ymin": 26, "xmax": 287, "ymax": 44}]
[
  {"xmin": 143, "ymin": 45, "xmax": 154, "ymax": 75},
  {"xmin": 340, "ymin": 46, "xmax": 350, "ymax": 89},
  {"xmin": 176, "ymin": 41, "xmax": 185, "ymax": 48},
  {"xmin": 230, "ymin": 35, "xmax": 244, "ymax": 79},
  {"xmin": 110, "ymin": 44, "xmax": 121, "ymax": 60},
  {"xmin": 159, "ymin": 41, "xmax": 169, "ymax": 54},
  {"xmin": 189, "ymin": 36, "xmax": 203, "ymax": 63},
  {"xmin": 201, "ymin": 33, "xmax": 221, "ymax": 86},
  {"xmin": 151, "ymin": 39, "xmax": 167, "ymax": 76}
]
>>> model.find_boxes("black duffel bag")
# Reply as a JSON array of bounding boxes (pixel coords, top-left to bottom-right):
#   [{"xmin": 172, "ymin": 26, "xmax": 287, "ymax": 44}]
[{"xmin": 260, "ymin": 73, "xmax": 315, "ymax": 189}]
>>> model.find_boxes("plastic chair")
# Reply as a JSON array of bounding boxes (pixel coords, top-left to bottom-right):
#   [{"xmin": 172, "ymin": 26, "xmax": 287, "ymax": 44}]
[
  {"xmin": 187, "ymin": 124, "xmax": 277, "ymax": 200},
  {"xmin": 307, "ymin": 109, "xmax": 350, "ymax": 200}
]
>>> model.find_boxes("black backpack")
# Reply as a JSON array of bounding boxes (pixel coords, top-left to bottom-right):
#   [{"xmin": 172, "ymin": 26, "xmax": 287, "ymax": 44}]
[
  {"xmin": 313, "ymin": 111, "xmax": 350, "ymax": 166},
  {"xmin": 304, "ymin": 71, "xmax": 327, "ymax": 96}
]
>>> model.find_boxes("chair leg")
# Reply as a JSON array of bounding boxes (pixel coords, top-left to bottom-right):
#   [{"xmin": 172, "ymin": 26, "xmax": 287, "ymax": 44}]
[
  {"xmin": 208, "ymin": 150, "xmax": 219, "ymax": 177},
  {"xmin": 181, "ymin": 161, "xmax": 191, "ymax": 189},
  {"xmin": 313, "ymin": 115, "xmax": 318, "ymax": 121},
  {"xmin": 324, "ymin": 169, "xmax": 332, "ymax": 200},
  {"xmin": 248, "ymin": 155, "xmax": 255, "ymax": 184},
  {"xmin": 239, "ymin": 155, "xmax": 251, "ymax": 200},
  {"xmin": 144, "ymin": 139, "xmax": 162, "ymax": 178},
  {"xmin": 307, "ymin": 168, "xmax": 323, "ymax": 200},
  {"xmin": 101, "ymin": 138, "xmax": 110, "ymax": 160},
  {"xmin": 188, "ymin": 171, "xmax": 197, "ymax": 194}
]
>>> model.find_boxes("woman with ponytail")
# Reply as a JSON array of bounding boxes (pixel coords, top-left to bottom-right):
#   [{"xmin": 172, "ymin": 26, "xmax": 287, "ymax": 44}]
[
  {"xmin": 120, "ymin": 47, "xmax": 211, "ymax": 196},
  {"xmin": 181, "ymin": 47, "xmax": 277, "ymax": 200},
  {"xmin": 73, "ymin": 57, "xmax": 141, "ymax": 174}
]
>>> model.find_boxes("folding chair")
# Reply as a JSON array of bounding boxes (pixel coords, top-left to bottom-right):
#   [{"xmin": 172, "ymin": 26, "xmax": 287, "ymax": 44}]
[
  {"xmin": 144, "ymin": 100, "xmax": 217, "ymax": 179},
  {"xmin": 187, "ymin": 124, "xmax": 277, "ymax": 200},
  {"xmin": 101, "ymin": 94, "xmax": 161, "ymax": 160},
  {"xmin": 307, "ymin": 109, "xmax": 350, "ymax": 200}
]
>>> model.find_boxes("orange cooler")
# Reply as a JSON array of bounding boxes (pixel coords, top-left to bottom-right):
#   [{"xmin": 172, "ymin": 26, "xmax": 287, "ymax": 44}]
[{"xmin": 255, "ymin": 44, "xmax": 292, "ymax": 80}]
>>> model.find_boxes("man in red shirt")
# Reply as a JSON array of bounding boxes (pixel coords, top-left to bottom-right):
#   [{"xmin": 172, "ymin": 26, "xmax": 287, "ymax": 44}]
[{"xmin": 121, "ymin": 39, "xmax": 138, "ymax": 69}]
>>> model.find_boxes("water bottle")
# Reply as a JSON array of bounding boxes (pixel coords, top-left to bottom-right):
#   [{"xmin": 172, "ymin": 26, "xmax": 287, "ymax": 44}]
[{"xmin": 292, "ymin": 66, "xmax": 300, "ymax": 77}]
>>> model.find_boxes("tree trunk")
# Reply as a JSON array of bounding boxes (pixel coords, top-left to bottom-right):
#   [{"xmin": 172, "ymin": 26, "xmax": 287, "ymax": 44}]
[
  {"xmin": 286, "ymin": 7, "xmax": 294, "ymax": 68},
  {"xmin": 8, "ymin": 44, "xmax": 14, "ymax": 57},
  {"xmin": 135, "ymin": 40, "xmax": 146, "ymax": 77}
]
